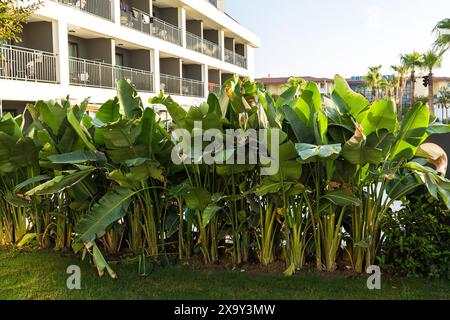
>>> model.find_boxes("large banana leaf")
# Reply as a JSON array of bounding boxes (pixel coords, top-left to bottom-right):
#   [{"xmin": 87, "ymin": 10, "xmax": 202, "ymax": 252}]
[
  {"xmin": 360, "ymin": 99, "xmax": 397, "ymax": 136},
  {"xmin": 48, "ymin": 151, "xmax": 107, "ymax": 164},
  {"xmin": 296, "ymin": 143, "xmax": 342, "ymax": 162},
  {"xmin": 117, "ymin": 79, "xmax": 143, "ymax": 119},
  {"xmin": 391, "ymin": 103, "xmax": 430, "ymax": 161},
  {"xmin": 75, "ymin": 187, "xmax": 135, "ymax": 243},
  {"xmin": 322, "ymin": 189, "xmax": 361, "ymax": 206},
  {"xmin": 25, "ymin": 168, "xmax": 96, "ymax": 196},
  {"xmin": 279, "ymin": 105, "xmax": 313, "ymax": 143},
  {"xmin": 332, "ymin": 75, "xmax": 369, "ymax": 119},
  {"xmin": 67, "ymin": 108, "xmax": 96, "ymax": 152},
  {"xmin": 95, "ymin": 98, "xmax": 120, "ymax": 124}
]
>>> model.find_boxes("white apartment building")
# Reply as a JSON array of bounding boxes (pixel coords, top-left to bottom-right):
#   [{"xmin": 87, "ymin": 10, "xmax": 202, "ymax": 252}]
[{"xmin": 0, "ymin": 0, "xmax": 260, "ymax": 114}]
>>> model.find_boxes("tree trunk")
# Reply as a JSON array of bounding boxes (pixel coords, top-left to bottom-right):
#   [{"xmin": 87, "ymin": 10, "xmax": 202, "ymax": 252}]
[
  {"xmin": 398, "ymin": 76, "xmax": 404, "ymax": 120},
  {"xmin": 371, "ymin": 88, "xmax": 376, "ymax": 102},
  {"xmin": 428, "ymin": 71, "xmax": 435, "ymax": 116},
  {"xmin": 410, "ymin": 70, "xmax": 416, "ymax": 108}
]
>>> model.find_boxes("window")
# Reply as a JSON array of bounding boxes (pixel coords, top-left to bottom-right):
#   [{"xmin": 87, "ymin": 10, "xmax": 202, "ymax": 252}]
[
  {"xmin": 68, "ymin": 42, "xmax": 78, "ymax": 58},
  {"xmin": 115, "ymin": 53, "xmax": 124, "ymax": 67}
]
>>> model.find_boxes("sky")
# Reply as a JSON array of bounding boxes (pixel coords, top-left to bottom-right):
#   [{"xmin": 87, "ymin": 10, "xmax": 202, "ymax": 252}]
[{"xmin": 226, "ymin": 0, "xmax": 450, "ymax": 78}]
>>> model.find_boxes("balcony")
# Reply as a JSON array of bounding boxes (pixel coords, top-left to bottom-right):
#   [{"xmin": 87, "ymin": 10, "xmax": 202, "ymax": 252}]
[
  {"xmin": 120, "ymin": 8, "xmax": 181, "ymax": 46},
  {"xmin": 53, "ymin": 0, "xmax": 114, "ymax": 22},
  {"xmin": 0, "ymin": 45, "xmax": 58, "ymax": 83},
  {"xmin": 160, "ymin": 74, "xmax": 204, "ymax": 98},
  {"xmin": 152, "ymin": 17, "xmax": 182, "ymax": 46},
  {"xmin": 69, "ymin": 57, "xmax": 154, "ymax": 92},
  {"xmin": 224, "ymin": 48, "xmax": 247, "ymax": 69},
  {"xmin": 120, "ymin": 7, "xmax": 151, "ymax": 34},
  {"xmin": 186, "ymin": 32, "xmax": 221, "ymax": 60}
]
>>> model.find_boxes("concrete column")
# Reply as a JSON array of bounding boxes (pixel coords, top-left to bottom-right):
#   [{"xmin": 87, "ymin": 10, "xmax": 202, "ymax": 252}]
[
  {"xmin": 202, "ymin": 64, "xmax": 209, "ymax": 98},
  {"xmin": 54, "ymin": 19, "xmax": 69, "ymax": 86},
  {"xmin": 113, "ymin": 0, "xmax": 120, "ymax": 24},
  {"xmin": 219, "ymin": 30, "xmax": 225, "ymax": 61},
  {"xmin": 152, "ymin": 49, "xmax": 160, "ymax": 93},
  {"xmin": 178, "ymin": 7, "xmax": 187, "ymax": 48},
  {"xmin": 149, "ymin": 0, "xmax": 153, "ymax": 16},
  {"xmin": 179, "ymin": 59, "xmax": 183, "ymax": 96}
]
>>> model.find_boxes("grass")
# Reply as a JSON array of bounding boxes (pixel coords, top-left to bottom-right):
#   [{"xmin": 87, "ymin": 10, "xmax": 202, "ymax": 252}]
[{"xmin": 0, "ymin": 249, "xmax": 449, "ymax": 300}]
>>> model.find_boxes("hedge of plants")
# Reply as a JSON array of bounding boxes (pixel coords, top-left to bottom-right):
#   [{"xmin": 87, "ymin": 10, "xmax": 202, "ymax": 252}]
[{"xmin": 1, "ymin": 75, "xmax": 449, "ymax": 278}]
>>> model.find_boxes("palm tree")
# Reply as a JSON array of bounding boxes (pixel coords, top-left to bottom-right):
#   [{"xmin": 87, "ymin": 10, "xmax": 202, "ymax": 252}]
[
  {"xmin": 379, "ymin": 77, "xmax": 397, "ymax": 99},
  {"xmin": 401, "ymin": 51, "xmax": 422, "ymax": 108},
  {"xmin": 434, "ymin": 18, "xmax": 450, "ymax": 51},
  {"xmin": 364, "ymin": 65, "xmax": 382, "ymax": 101},
  {"xmin": 391, "ymin": 64, "xmax": 408, "ymax": 119},
  {"xmin": 421, "ymin": 50, "xmax": 444, "ymax": 116}
]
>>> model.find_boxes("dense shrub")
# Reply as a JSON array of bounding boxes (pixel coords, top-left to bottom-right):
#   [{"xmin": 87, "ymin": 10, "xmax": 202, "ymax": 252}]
[{"xmin": 381, "ymin": 195, "xmax": 450, "ymax": 279}]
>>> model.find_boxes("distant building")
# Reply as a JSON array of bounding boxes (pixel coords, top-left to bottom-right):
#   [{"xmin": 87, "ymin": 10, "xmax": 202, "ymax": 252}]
[{"xmin": 256, "ymin": 76, "xmax": 334, "ymax": 98}]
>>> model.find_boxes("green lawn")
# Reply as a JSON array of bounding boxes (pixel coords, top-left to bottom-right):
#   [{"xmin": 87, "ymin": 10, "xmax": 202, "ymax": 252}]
[{"xmin": 0, "ymin": 249, "xmax": 449, "ymax": 300}]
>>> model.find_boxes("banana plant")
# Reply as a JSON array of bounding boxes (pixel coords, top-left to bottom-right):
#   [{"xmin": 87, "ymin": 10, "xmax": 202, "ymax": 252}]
[{"xmin": 328, "ymin": 75, "xmax": 450, "ymax": 272}]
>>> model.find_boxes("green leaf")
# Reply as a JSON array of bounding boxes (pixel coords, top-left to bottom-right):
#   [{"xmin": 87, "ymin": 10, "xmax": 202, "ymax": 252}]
[
  {"xmin": 150, "ymin": 94, "xmax": 186, "ymax": 123},
  {"xmin": 75, "ymin": 187, "xmax": 134, "ymax": 243},
  {"xmin": 426, "ymin": 123, "xmax": 450, "ymax": 135},
  {"xmin": 16, "ymin": 233, "xmax": 37, "ymax": 248},
  {"xmin": 92, "ymin": 242, "xmax": 118, "ymax": 279},
  {"xmin": 275, "ymin": 85, "xmax": 298, "ymax": 109},
  {"xmin": 67, "ymin": 108, "xmax": 96, "ymax": 151},
  {"xmin": 216, "ymin": 164, "xmax": 255, "ymax": 176},
  {"xmin": 35, "ymin": 100, "xmax": 66, "ymax": 135},
  {"xmin": 183, "ymin": 187, "xmax": 211, "ymax": 211},
  {"xmin": 295, "ymin": 143, "xmax": 341, "ymax": 161},
  {"xmin": 268, "ymin": 160, "xmax": 302, "ymax": 182},
  {"xmin": 323, "ymin": 189, "xmax": 361, "ymax": 206},
  {"xmin": 14, "ymin": 175, "xmax": 51, "ymax": 192},
  {"xmin": 117, "ymin": 79, "xmax": 143, "ymax": 119},
  {"xmin": 202, "ymin": 204, "xmax": 221, "ymax": 226},
  {"xmin": 255, "ymin": 179, "xmax": 293, "ymax": 196},
  {"xmin": 96, "ymin": 99, "xmax": 120, "ymax": 123},
  {"xmin": 391, "ymin": 102, "xmax": 430, "ymax": 160},
  {"xmin": 295, "ymin": 82, "xmax": 322, "ymax": 128},
  {"xmin": 341, "ymin": 134, "xmax": 383, "ymax": 165},
  {"xmin": 48, "ymin": 151, "xmax": 107, "ymax": 164},
  {"xmin": 279, "ymin": 105, "xmax": 314, "ymax": 143},
  {"xmin": 361, "ymin": 99, "xmax": 397, "ymax": 136},
  {"xmin": 25, "ymin": 168, "xmax": 95, "ymax": 196},
  {"xmin": 332, "ymin": 74, "xmax": 369, "ymax": 117}
]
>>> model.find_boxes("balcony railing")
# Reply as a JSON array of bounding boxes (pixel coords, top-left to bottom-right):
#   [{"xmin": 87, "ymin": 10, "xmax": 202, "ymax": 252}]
[
  {"xmin": 120, "ymin": 7, "xmax": 151, "ymax": 34},
  {"xmin": 120, "ymin": 9, "xmax": 181, "ymax": 46},
  {"xmin": 224, "ymin": 48, "xmax": 247, "ymax": 69},
  {"xmin": 186, "ymin": 32, "xmax": 221, "ymax": 60},
  {"xmin": 69, "ymin": 57, "xmax": 154, "ymax": 92},
  {"xmin": 0, "ymin": 45, "xmax": 58, "ymax": 83},
  {"xmin": 54, "ymin": 0, "xmax": 113, "ymax": 21},
  {"xmin": 234, "ymin": 53, "xmax": 247, "ymax": 69},
  {"xmin": 152, "ymin": 17, "xmax": 182, "ymax": 46},
  {"xmin": 160, "ymin": 74, "xmax": 204, "ymax": 98}
]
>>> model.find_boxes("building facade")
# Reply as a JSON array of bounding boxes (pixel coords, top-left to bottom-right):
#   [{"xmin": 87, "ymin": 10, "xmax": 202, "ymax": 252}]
[{"xmin": 0, "ymin": 0, "xmax": 260, "ymax": 115}]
